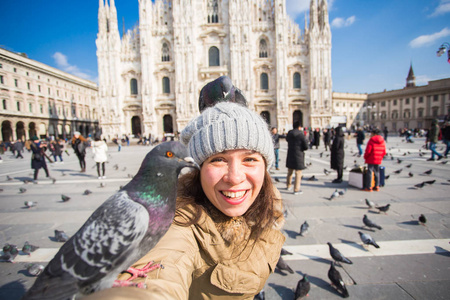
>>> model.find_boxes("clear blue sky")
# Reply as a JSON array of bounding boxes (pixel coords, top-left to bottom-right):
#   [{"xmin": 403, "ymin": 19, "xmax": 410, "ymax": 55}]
[{"xmin": 1, "ymin": 0, "xmax": 449, "ymax": 94}]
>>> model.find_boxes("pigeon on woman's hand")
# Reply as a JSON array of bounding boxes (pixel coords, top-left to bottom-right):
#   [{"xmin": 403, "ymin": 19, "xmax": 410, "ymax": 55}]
[
  {"xmin": 22, "ymin": 142, "xmax": 199, "ymax": 300},
  {"xmin": 198, "ymin": 76, "xmax": 247, "ymax": 112}
]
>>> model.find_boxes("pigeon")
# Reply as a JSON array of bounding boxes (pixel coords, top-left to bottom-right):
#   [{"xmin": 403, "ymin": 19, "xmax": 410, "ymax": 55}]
[
  {"xmin": 122, "ymin": 167, "xmax": 127, "ymax": 171},
  {"xmin": 22, "ymin": 141, "xmax": 199, "ymax": 299},
  {"xmin": 27, "ymin": 264, "xmax": 45, "ymax": 276},
  {"xmin": 327, "ymin": 242, "xmax": 353, "ymax": 264},
  {"xmin": 406, "ymin": 164, "xmax": 412, "ymax": 168},
  {"xmin": 61, "ymin": 194, "xmax": 71, "ymax": 202},
  {"xmin": 307, "ymin": 175, "xmax": 318, "ymax": 181},
  {"xmin": 113, "ymin": 164, "xmax": 119, "ymax": 170},
  {"xmin": 198, "ymin": 75, "xmax": 247, "ymax": 112},
  {"xmin": 254, "ymin": 289, "xmax": 265, "ymax": 300},
  {"xmin": 414, "ymin": 182, "xmax": 425, "ymax": 189},
  {"xmin": 393, "ymin": 169, "xmax": 402, "ymax": 174},
  {"xmin": 294, "ymin": 274, "xmax": 311, "ymax": 299},
  {"xmin": 418, "ymin": 214, "xmax": 427, "ymax": 225},
  {"xmin": 329, "ymin": 189, "xmax": 340, "ymax": 200},
  {"xmin": 424, "ymin": 180, "xmax": 436, "ymax": 185},
  {"xmin": 3, "ymin": 243, "xmax": 16, "ymax": 254},
  {"xmin": 324, "ymin": 168, "xmax": 331, "ymax": 176},
  {"xmin": 22, "ymin": 241, "xmax": 39, "ymax": 255},
  {"xmin": 280, "ymin": 248, "xmax": 293, "ymax": 256},
  {"xmin": 397, "ymin": 159, "xmax": 402, "ymax": 163},
  {"xmin": 100, "ymin": 182, "xmax": 106, "ymax": 188},
  {"xmin": 358, "ymin": 231, "xmax": 380, "ymax": 248},
  {"xmin": 338, "ymin": 188, "xmax": 347, "ymax": 196},
  {"xmin": 385, "ymin": 175, "xmax": 390, "ymax": 180},
  {"xmin": 299, "ymin": 221, "xmax": 309, "ymax": 236},
  {"xmin": 19, "ymin": 188, "xmax": 27, "ymax": 194},
  {"xmin": 23, "ymin": 179, "xmax": 33, "ymax": 184},
  {"xmin": 52, "ymin": 178, "xmax": 57, "ymax": 184},
  {"xmin": 24, "ymin": 201, "xmax": 37, "ymax": 208},
  {"xmin": 83, "ymin": 190, "xmax": 92, "ymax": 196},
  {"xmin": 423, "ymin": 169, "xmax": 432, "ymax": 175},
  {"xmin": 54, "ymin": 230, "xmax": 69, "ymax": 243},
  {"xmin": 0, "ymin": 245, "xmax": 19, "ymax": 262},
  {"xmin": 363, "ymin": 215, "xmax": 382, "ymax": 230},
  {"xmin": 276, "ymin": 255, "xmax": 294, "ymax": 274},
  {"xmin": 365, "ymin": 198, "xmax": 376, "ymax": 209},
  {"xmin": 376, "ymin": 204, "xmax": 390, "ymax": 214},
  {"xmin": 441, "ymin": 160, "xmax": 448, "ymax": 165},
  {"xmin": 320, "ymin": 152, "xmax": 324, "ymax": 158},
  {"xmin": 7, "ymin": 175, "xmax": 13, "ymax": 181},
  {"xmin": 328, "ymin": 262, "xmax": 349, "ymax": 298},
  {"xmin": 408, "ymin": 172, "xmax": 414, "ymax": 178}
]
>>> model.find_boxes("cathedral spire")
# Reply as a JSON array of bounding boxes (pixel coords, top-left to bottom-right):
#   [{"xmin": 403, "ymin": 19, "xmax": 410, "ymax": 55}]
[
  {"xmin": 98, "ymin": 0, "xmax": 106, "ymax": 34},
  {"xmin": 406, "ymin": 62, "xmax": 416, "ymax": 88},
  {"xmin": 319, "ymin": 0, "xmax": 330, "ymax": 31},
  {"xmin": 309, "ymin": 0, "xmax": 318, "ymax": 32}
]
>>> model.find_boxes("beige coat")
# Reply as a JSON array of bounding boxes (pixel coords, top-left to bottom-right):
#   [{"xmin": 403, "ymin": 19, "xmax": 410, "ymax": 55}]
[{"xmin": 84, "ymin": 204, "xmax": 285, "ymax": 299}]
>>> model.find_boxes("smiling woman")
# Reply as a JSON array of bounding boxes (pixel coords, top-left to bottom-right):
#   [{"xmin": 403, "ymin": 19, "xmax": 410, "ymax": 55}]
[{"xmin": 85, "ymin": 78, "xmax": 286, "ymax": 300}]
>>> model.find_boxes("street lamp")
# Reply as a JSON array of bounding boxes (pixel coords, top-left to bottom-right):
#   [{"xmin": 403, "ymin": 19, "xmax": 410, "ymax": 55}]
[{"xmin": 436, "ymin": 42, "xmax": 450, "ymax": 64}]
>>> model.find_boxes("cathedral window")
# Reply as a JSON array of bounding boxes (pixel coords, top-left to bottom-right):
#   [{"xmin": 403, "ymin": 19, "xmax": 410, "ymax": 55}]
[
  {"xmin": 207, "ymin": 0, "xmax": 219, "ymax": 23},
  {"xmin": 259, "ymin": 39, "xmax": 268, "ymax": 58},
  {"xmin": 260, "ymin": 73, "xmax": 268, "ymax": 90},
  {"xmin": 130, "ymin": 78, "xmax": 138, "ymax": 95},
  {"xmin": 293, "ymin": 72, "xmax": 301, "ymax": 89},
  {"xmin": 209, "ymin": 47, "xmax": 220, "ymax": 66},
  {"xmin": 162, "ymin": 43, "xmax": 170, "ymax": 62},
  {"xmin": 162, "ymin": 77, "xmax": 170, "ymax": 94},
  {"xmin": 2, "ymin": 99, "xmax": 7, "ymax": 110}
]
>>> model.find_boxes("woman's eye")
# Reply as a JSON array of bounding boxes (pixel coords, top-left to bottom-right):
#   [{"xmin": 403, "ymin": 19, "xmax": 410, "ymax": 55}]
[{"xmin": 210, "ymin": 157, "xmax": 225, "ymax": 163}]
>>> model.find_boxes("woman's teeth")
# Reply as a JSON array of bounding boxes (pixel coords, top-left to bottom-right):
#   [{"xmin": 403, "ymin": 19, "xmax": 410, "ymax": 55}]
[{"xmin": 221, "ymin": 191, "xmax": 246, "ymax": 198}]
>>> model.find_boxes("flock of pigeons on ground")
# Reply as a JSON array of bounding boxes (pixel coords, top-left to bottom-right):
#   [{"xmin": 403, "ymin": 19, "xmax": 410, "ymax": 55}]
[{"xmin": 261, "ymin": 141, "xmax": 443, "ymax": 299}]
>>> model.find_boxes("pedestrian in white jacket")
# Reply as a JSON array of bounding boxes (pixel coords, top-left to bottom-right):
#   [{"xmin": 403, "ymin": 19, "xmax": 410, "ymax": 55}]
[{"xmin": 92, "ymin": 138, "xmax": 108, "ymax": 179}]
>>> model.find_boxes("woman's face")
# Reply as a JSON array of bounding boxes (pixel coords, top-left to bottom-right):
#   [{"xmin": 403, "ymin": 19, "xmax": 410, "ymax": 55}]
[{"xmin": 200, "ymin": 149, "xmax": 266, "ymax": 217}]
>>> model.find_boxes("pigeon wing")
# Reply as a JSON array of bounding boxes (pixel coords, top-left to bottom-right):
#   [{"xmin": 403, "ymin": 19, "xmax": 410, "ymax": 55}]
[{"xmin": 24, "ymin": 191, "xmax": 149, "ymax": 299}]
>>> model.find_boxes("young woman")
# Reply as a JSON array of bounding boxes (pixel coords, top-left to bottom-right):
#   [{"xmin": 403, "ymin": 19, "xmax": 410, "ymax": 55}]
[
  {"xmin": 92, "ymin": 137, "xmax": 108, "ymax": 179},
  {"xmin": 30, "ymin": 136, "xmax": 50, "ymax": 182},
  {"xmin": 85, "ymin": 102, "xmax": 286, "ymax": 299},
  {"xmin": 71, "ymin": 131, "xmax": 88, "ymax": 172}
]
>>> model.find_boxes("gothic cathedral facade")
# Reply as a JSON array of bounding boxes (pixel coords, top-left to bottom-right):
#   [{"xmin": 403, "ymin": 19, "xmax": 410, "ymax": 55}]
[{"xmin": 96, "ymin": 0, "xmax": 332, "ymax": 139}]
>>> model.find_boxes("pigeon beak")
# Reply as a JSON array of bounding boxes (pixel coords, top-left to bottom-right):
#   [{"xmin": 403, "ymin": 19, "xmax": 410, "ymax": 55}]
[{"xmin": 182, "ymin": 157, "xmax": 200, "ymax": 170}]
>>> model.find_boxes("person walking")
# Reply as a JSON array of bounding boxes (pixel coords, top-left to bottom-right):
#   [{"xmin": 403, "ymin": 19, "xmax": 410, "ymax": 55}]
[
  {"xmin": 355, "ymin": 127, "xmax": 365, "ymax": 157},
  {"xmin": 72, "ymin": 131, "xmax": 88, "ymax": 172},
  {"xmin": 49, "ymin": 139, "xmax": 63, "ymax": 163},
  {"xmin": 286, "ymin": 121, "xmax": 309, "ymax": 195},
  {"xmin": 313, "ymin": 128, "xmax": 321, "ymax": 149},
  {"xmin": 323, "ymin": 128, "xmax": 331, "ymax": 151},
  {"xmin": 427, "ymin": 119, "xmax": 443, "ymax": 161},
  {"xmin": 271, "ymin": 127, "xmax": 281, "ymax": 170},
  {"xmin": 30, "ymin": 136, "xmax": 50, "ymax": 183},
  {"xmin": 363, "ymin": 129, "xmax": 386, "ymax": 192},
  {"xmin": 383, "ymin": 126, "xmax": 389, "ymax": 142},
  {"xmin": 92, "ymin": 137, "xmax": 108, "ymax": 179},
  {"xmin": 442, "ymin": 122, "xmax": 450, "ymax": 158},
  {"xmin": 14, "ymin": 139, "xmax": 24, "ymax": 159},
  {"xmin": 330, "ymin": 126, "xmax": 345, "ymax": 183}
]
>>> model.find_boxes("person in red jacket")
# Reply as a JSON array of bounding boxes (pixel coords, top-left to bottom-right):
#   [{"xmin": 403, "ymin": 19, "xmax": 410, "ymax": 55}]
[{"xmin": 363, "ymin": 129, "xmax": 386, "ymax": 191}]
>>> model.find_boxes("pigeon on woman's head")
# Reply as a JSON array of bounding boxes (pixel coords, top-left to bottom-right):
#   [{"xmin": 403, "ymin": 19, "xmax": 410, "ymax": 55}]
[
  {"xmin": 198, "ymin": 76, "xmax": 247, "ymax": 112},
  {"xmin": 22, "ymin": 141, "xmax": 199, "ymax": 299}
]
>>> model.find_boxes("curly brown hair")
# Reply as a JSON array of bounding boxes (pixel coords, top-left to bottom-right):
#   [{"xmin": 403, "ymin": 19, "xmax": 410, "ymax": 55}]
[{"xmin": 175, "ymin": 168, "xmax": 284, "ymax": 242}]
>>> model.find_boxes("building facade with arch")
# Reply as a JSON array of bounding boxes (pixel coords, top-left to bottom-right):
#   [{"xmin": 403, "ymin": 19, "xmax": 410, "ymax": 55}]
[
  {"xmin": 0, "ymin": 48, "xmax": 99, "ymax": 142},
  {"xmin": 96, "ymin": 0, "xmax": 333, "ymax": 139}
]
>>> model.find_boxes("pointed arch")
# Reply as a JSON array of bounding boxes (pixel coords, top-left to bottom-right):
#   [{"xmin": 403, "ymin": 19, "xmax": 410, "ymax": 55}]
[
  {"xmin": 259, "ymin": 39, "xmax": 268, "ymax": 58},
  {"xmin": 207, "ymin": 0, "xmax": 219, "ymax": 23},
  {"xmin": 161, "ymin": 42, "xmax": 170, "ymax": 62}
]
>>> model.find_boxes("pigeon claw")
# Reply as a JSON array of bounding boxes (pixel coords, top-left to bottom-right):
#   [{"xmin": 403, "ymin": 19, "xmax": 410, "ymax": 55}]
[
  {"xmin": 124, "ymin": 261, "xmax": 163, "ymax": 281},
  {"xmin": 112, "ymin": 280, "xmax": 147, "ymax": 289}
]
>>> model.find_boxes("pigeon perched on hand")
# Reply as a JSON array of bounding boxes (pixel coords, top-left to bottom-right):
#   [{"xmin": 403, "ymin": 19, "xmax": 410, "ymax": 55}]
[
  {"xmin": 327, "ymin": 242, "xmax": 353, "ymax": 265},
  {"xmin": 358, "ymin": 231, "xmax": 380, "ymax": 248},
  {"xmin": 276, "ymin": 255, "xmax": 294, "ymax": 274},
  {"xmin": 299, "ymin": 221, "xmax": 309, "ymax": 236},
  {"xmin": 376, "ymin": 204, "xmax": 390, "ymax": 214},
  {"xmin": 22, "ymin": 142, "xmax": 199, "ymax": 300},
  {"xmin": 363, "ymin": 215, "xmax": 382, "ymax": 230},
  {"xmin": 198, "ymin": 75, "xmax": 247, "ymax": 112},
  {"xmin": 22, "ymin": 241, "xmax": 39, "ymax": 255},
  {"xmin": 295, "ymin": 274, "xmax": 311, "ymax": 299},
  {"xmin": 328, "ymin": 262, "xmax": 349, "ymax": 298}
]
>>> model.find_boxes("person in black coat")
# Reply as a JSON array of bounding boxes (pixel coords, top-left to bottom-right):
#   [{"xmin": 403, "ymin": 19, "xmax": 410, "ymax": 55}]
[
  {"xmin": 330, "ymin": 126, "xmax": 345, "ymax": 183},
  {"xmin": 323, "ymin": 128, "xmax": 331, "ymax": 151},
  {"xmin": 313, "ymin": 128, "xmax": 321, "ymax": 149},
  {"xmin": 355, "ymin": 127, "xmax": 365, "ymax": 156},
  {"xmin": 286, "ymin": 121, "xmax": 309, "ymax": 194},
  {"xmin": 30, "ymin": 136, "xmax": 50, "ymax": 182}
]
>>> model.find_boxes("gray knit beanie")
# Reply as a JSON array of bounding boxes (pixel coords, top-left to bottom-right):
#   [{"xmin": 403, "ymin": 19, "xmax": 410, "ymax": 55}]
[{"xmin": 180, "ymin": 102, "xmax": 274, "ymax": 170}]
